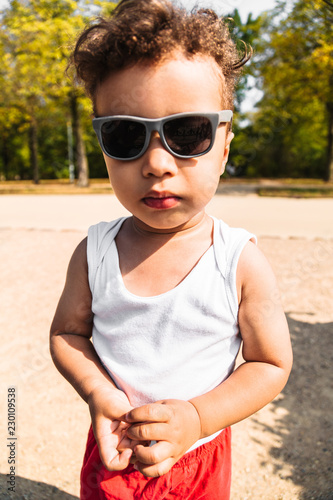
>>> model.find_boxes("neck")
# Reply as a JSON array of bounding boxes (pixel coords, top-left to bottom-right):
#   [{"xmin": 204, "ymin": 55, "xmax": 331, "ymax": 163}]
[{"xmin": 131, "ymin": 212, "xmax": 209, "ymax": 239}]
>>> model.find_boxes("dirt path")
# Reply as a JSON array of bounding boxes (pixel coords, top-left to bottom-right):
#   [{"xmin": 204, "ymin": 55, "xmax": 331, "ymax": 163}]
[
  {"xmin": 1, "ymin": 192, "xmax": 333, "ymax": 239},
  {"xmin": 0, "ymin": 194, "xmax": 332, "ymax": 499}
]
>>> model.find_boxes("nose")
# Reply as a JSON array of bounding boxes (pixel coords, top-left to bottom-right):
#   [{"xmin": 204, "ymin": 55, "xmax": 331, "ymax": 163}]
[{"xmin": 141, "ymin": 133, "xmax": 179, "ymax": 178}]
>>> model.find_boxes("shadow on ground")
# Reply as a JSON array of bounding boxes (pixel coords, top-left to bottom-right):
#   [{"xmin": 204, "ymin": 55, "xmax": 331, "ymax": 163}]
[
  {"xmin": 0, "ymin": 474, "xmax": 79, "ymax": 500},
  {"xmin": 253, "ymin": 315, "xmax": 333, "ymax": 500}
]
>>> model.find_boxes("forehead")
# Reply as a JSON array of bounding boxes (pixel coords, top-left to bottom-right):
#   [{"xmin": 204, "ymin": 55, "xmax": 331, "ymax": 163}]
[{"xmin": 95, "ymin": 54, "xmax": 225, "ymax": 117}]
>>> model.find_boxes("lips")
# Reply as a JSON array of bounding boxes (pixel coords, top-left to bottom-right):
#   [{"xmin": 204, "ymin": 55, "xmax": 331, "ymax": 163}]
[{"xmin": 142, "ymin": 191, "xmax": 180, "ymax": 209}]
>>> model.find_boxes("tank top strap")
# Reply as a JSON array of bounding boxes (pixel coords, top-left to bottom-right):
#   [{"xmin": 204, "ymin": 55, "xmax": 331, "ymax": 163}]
[
  {"xmin": 87, "ymin": 217, "xmax": 127, "ymax": 292},
  {"xmin": 212, "ymin": 216, "xmax": 257, "ymax": 320}
]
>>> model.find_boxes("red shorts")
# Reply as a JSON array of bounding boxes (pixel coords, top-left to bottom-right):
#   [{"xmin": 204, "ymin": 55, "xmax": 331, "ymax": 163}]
[{"xmin": 80, "ymin": 426, "xmax": 231, "ymax": 500}]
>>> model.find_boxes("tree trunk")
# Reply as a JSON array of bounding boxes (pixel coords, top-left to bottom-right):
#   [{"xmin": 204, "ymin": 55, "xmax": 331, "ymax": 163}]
[
  {"xmin": 70, "ymin": 92, "xmax": 89, "ymax": 187},
  {"xmin": 2, "ymin": 136, "xmax": 9, "ymax": 180},
  {"xmin": 29, "ymin": 117, "xmax": 39, "ymax": 184},
  {"xmin": 325, "ymin": 101, "xmax": 333, "ymax": 182}
]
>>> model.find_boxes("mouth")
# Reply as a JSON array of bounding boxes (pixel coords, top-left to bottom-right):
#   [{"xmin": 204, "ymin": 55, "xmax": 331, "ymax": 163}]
[{"xmin": 142, "ymin": 191, "xmax": 181, "ymax": 210}]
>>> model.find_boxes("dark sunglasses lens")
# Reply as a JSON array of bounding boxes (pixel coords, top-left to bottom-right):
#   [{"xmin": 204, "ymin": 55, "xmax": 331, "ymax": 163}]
[
  {"xmin": 163, "ymin": 116, "xmax": 212, "ymax": 157},
  {"xmin": 101, "ymin": 119, "xmax": 146, "ymax": 159}
]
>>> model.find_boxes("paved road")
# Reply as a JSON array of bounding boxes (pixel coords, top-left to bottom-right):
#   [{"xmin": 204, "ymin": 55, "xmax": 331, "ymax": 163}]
[{"xmin": 1, "ymin": 193, "xmax": 332, "ymax": 239}]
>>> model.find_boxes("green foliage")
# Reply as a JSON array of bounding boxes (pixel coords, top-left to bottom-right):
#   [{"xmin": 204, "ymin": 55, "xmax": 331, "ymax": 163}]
[
  {"xmin": 230, "ymin": 0, "xmax": 333, "ymax": 179},
  {"xmin": 0, "ymin": 0, "xmax": 331, "ymax": 181},
  {"xmin": 0, "ymin": 0, "xmax": 116, "ymax": 181},
  {"xmin": 226, "ymin": 9, "xmax": 268, "ymax": 110}
]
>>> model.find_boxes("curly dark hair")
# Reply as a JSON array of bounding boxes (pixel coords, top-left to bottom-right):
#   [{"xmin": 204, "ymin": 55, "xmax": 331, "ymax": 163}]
[{"xmin": 71, "ymin": 0, "xmax": 251, "ymax": 110}]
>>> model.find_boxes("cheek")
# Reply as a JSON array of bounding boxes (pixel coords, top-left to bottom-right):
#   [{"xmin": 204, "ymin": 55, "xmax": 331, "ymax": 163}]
[
  {"xmin": 103, "ymin": 155, "xmax": 113, "ymax": 179},
  {"xmin": 107, "ymin": 172, "xmax": 128, "ymax": 198},
  {"xmin": 104, "ymin": 157, "xmax": 128, "ymax": 190},
  {"xmin": 192, "ymin": 163, "xmax": 222, "ymax": 202}
]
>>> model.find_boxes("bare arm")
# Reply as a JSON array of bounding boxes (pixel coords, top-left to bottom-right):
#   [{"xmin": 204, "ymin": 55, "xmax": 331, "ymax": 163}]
[
  {"xmin": 50, "ymin": 239, "xmax": 135, "ymax": 469},
  {"xmin": 50, "ymin": 238, "xmax": 112, "ymax": 399},
  {"xmin": 189, "ymin": 241, "xmax": 293, "ymax": 436}
]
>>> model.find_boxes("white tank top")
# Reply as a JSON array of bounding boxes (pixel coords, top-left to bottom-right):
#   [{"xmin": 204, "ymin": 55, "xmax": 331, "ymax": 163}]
[{"xmin": 87, "ymin": 216, "xmax": 256, "ymax": 450}]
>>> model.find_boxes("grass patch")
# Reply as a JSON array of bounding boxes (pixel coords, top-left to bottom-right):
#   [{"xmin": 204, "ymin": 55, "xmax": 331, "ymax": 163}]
[
  {"xmin": 1, "ymin": 178, "xmax": 333, "ymax": 198},
  {"xmin": 258, "ymin": 187, "xmax": 333, "ymax": 198},
  {"xmin": 0, "ymin": 179, "xmax": 113, "ymax": 195}
]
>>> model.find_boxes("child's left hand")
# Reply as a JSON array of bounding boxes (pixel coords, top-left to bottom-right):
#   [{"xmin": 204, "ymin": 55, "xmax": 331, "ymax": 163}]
[{"xmin": 124, "ymin": 399, "xmax": 201, "ymax": 477}]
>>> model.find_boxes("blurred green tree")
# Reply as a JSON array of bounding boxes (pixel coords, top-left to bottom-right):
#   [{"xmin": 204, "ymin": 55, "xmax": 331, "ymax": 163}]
[
  {"xmin": 226, "ymin": 9, "xmax": 267, "ymax": 110},
  {"xmin": 2, "ymin": 0, "xmax": 330, "ymax": 182},
  {"xmin": 225, "ymin": 9, "xmax": 268, "ymax": 176},
  {"xmin": 1, "ymin": 0, "xmax": 79, "ymax": 182},
  {"xmin": 244, "ymin": 0, "xmax": 333, "ymax": 180},
  {"xmin": 0, "ymin": 0, "xmax": 116, "ymax": 184}
]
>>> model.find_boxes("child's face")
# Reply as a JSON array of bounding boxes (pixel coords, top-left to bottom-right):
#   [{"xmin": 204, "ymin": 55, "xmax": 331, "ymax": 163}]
[{"xmin": 95, "ymin": 54, "xmax": 233, "ymax": 232}]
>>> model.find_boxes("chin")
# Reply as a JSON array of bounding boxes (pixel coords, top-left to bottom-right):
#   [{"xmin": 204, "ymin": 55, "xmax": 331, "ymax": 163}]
[{"xmin": 133, "ymin": 211, "xmax": 205, "ymax": 233}]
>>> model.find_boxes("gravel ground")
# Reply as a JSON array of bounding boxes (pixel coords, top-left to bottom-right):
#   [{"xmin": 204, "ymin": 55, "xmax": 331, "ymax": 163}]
[{"xmin": 0, "ymin": 193, "xmax": 332, "ymax": 500}]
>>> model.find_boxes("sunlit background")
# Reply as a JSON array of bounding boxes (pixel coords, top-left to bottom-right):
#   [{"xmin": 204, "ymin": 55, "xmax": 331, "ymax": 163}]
[{"xmin": 0, "ymin": 0, "xmax": 331, "ymax": 185}]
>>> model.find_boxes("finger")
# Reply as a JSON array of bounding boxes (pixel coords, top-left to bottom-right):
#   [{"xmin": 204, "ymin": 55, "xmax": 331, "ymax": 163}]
[
  {"xmin": 134, "ymin": 457, "xmax": 176, "ymax": 478},
  {"xmin": 97, "ymin": 433, "xmax": 122, "ymax": 467},
  {"xmin": 126, "ymin": 403, "xmax": 171, "ymax": 424},
  {"xmin": 95, "ymin": 419, "xmax": 126, "ymax": 444},
  {"xmin": 94, "ymin": 420, "xmax": 130, "ymax": 466},
  {"xmin": 115, "ymin": 421, "xmax": 135, "ymax": 450},
  {"xmin": 117, "ymin": 434, "xmax": 151, "ymax": 452},
  {"xmin": 117, "ymin": 434, "xmax": 136, "ymax": 451},
  {"xmin": 126, "ymin": 422, "xmax": 169, "ymax": 442},
  {"xmin": 134, "ymin": 440, "xmax": 173, "ymax": 465},
  {"xmin": 105, "ymin": 448, "xmax": 133, "ymax": 471}
]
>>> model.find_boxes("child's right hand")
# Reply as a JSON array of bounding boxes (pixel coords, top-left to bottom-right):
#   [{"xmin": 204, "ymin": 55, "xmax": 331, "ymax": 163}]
[{"xmin": 88, "ymin": 385, "xmax": 137, "ymax": 471}]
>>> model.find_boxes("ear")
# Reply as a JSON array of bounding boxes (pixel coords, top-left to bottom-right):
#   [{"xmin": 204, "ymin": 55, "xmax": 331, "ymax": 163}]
[{"xmin": 219, "ymin": 131, "xmax": 234, "ymax": 175}]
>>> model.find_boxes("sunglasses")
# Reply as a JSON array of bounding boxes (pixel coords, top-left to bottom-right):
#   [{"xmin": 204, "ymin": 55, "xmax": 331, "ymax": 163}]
[{"xmin": 92, "ymin": 111, "xmax": 233, "ymax": 161}]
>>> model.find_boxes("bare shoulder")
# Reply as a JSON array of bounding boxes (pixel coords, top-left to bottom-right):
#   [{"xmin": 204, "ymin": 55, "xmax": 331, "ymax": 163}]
[
  {"xmin": 67, "ymin": 237, "xmax": 88, "ymax": 274},
  {"xmin": 63, "ymin": 236, "xmax": 91, "ymax": 304},
  {"xmin": 236, "ymin": 241, "xmax": 292, "ymax": 371},
  {"xmin": 50, "ymin": 237, "xmax": 92, "ymax": 337},
  {"xmin": 236, "ymin": 240, "xmax": 278, "ymax": 303}
]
